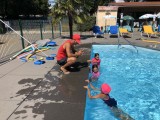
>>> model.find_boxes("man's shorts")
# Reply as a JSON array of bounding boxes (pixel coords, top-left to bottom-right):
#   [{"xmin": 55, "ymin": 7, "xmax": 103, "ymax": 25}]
[{"xmin": 57, "ymin": 58, "xmax": 67, "ymax": 66}]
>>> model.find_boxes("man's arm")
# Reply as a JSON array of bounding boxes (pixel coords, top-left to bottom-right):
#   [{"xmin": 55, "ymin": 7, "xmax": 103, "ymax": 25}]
[
  {"xmin": 84, "ymin": 86, "xmax": 104, "ymax": 99},
  {"xmin": 65, "ymin": 43, "xmax": 79, "ymax": 57},
  {"xmin": 71, "ymin": 45, "xmax": 77, "ymax": 53},
  {"xmin": 71, "ymin": 45, "xmax": 84, "ymax": 56},
  {"xmin": 65, "ymin": 43, "xmax": 83, "ymax": 58}
]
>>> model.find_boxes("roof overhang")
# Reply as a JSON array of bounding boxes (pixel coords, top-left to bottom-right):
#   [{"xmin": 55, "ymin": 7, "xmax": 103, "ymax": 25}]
[
  {"xmin": 98, "ymin": 6, "xmax": 118, "ymax": 11},
  {"xmin": 109, "ymin": 2, "xmax": 160, "ymax": 7}
]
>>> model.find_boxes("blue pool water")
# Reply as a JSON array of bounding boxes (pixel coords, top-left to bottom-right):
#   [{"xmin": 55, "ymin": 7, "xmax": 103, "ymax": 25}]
[{"xmin": 84, "ymin": 45, "xmax": 160, "ymax": 120}]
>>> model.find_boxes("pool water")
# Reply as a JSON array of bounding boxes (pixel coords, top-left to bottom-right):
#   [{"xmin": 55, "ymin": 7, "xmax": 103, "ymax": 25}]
[{"xmin": 84, "ymin": 45, "xmax": 160, "ymax": 120}]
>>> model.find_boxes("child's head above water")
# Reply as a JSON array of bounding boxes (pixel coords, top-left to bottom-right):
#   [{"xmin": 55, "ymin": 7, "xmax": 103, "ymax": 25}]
[
  {"xmin": 92, "ymin": 64, "xmax": 99, "ymax": 73},
  {"xmin": 94, "ymin": 53, "xmax": 99, "ymax": 60}
]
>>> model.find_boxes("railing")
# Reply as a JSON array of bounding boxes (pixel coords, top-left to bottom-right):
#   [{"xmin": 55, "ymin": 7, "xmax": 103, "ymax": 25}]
[
  {"xmin": 118, "ymin": 36, "xmax": 138, "ymax": 53},
  {"xmin": 0, "ymin": 18, "xmax": 62, "ymax": 65},
  {"xmin": 0, "ymin": 17, "xmax": 87, "ymax": 65}
]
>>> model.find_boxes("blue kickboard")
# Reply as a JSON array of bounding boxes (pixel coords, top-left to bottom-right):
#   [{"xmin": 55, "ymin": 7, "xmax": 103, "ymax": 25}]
[
  {"xmin": 34, "ymin": 60, "xmax": 45, "ymax": 65},
  {"xmin": 47, "ymin": 41, "xmax": 56, "ymax": 46},
  {"xmin": 46, "ymin": 57, "xmax": 54, "ymax": 60}
]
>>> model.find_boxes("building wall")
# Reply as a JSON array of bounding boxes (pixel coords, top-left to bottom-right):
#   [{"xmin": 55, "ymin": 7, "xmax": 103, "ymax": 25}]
[
  {"xmin": 96, "ymin": 11, "xmax": 117, "ymax": 27},
  {"xmin": 96, "ymin": 6, "xmax": 118, "ymax": 27}
]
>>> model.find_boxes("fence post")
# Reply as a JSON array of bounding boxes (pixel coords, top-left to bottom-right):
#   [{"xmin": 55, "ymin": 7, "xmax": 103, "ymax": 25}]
[
  {"xmin": 18, "ymin": 19, "xmax": 25, "ymax": 49},
  {"xmin": 59, "ymin": 21, "xmax": 62, "ymax": 37},
  {"xmin": 51, "ymin": 21, "xmax": 54, "ymax": 39},
  {"xmin": 40, "ymin": 21, "xmax": 43, "ymax": 40}
]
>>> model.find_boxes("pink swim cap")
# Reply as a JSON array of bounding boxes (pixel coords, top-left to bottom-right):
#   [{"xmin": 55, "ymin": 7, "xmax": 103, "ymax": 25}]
[{"xmin": 101, "ymin": 83, "xmax": 111, "ymax": 94}]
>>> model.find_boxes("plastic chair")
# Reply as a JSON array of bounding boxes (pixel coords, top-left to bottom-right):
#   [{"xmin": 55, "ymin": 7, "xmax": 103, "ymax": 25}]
[
  {"xmin": 141, "ymin": 25, "xmax": 159, "ymax": 37},
  {"xmin": 109, "ymin": 25, "xmax": 119, "ymax": 37},
  {"xmin": 92, "ymin": 26, "xmax": 104, "ymax": 38},
  {"xmin": 119, "ymin": 28, "xmax": 133, "ymax": 37}
]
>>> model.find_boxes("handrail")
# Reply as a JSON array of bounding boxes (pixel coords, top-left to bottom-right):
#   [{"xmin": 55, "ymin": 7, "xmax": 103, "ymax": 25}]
[
  {"xmin": 117, "ymin": 37, "xmax": 121, "ymax": 48},
  {"xmin": 118, "ymin": 36, "xmax": 138, "ymax": 53}
]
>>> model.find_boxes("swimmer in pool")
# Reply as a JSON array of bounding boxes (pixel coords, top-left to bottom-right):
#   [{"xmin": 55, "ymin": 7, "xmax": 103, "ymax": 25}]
[
  {"xmin": 84, "ymin": 80, "xmax": 134, "ymax": 120},
  {"xmin": 87, "ymin": 53, "xmax": 101, "ymax": 67},
  {"xmin": 90, "ymin": 64, "xmax": 100, "ymax": 81}
]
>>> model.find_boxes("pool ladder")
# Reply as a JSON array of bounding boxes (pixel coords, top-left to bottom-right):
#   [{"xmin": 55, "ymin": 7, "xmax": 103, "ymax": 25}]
[{"xmin": 117, "ymin": 37, "xmax": 138, "ymax": 53}]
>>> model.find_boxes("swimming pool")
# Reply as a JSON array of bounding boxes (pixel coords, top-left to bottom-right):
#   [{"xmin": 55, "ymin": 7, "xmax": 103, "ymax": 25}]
[{"xmin": 84, "ymin": 45, "xmax": 160, "ymax": 120}]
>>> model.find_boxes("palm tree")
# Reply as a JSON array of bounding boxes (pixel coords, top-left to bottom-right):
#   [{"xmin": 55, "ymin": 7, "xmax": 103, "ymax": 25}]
[{"xmin": 51, "ymin": 0, "xmax": 92, "ymax": 38}]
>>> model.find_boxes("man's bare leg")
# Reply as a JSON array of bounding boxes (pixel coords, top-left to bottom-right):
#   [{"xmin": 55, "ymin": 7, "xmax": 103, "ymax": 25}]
[{"xmin": 60, "ymin": 57, "xmax": 76, "ymax": 74}]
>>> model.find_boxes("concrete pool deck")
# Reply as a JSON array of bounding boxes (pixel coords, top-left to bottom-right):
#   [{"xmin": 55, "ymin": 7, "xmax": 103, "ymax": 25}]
[{"xmin": 0, "ymin": 32, "xmax": 160, "ymax": 120}]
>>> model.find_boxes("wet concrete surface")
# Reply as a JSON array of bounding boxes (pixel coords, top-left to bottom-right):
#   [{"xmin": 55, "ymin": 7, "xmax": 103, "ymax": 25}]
[
  {"xmin": 42, "ymin": 43, "xmax": 91, "ymax": 120},
  {"xmin": 9, "ymin": 43, "xmax": 92, "ymax": 120},
  {"xmin": 35, "ymin": 43, "xmax": 91, "ymax": 120},
  {"xmin": 1, "ymin": 32, "xmax": 160, "ymax": 120}
]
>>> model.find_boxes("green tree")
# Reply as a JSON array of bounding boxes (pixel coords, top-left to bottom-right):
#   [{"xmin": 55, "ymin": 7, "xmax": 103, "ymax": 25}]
[
  {"xmin": 89, "ymin": 0, "xmax": 114, "ymax": 15},
  {"xmin": 0, "ymin": 0, "xmax": 49, "ymax": 18},
  {"xmin": 33, "ymin": 0, "xmax": 50, "ymax": 15},
  {"xmin": 77, "ymin": 16, "xmax": 96, "ymax": 32},
  {"xmin": 51, "ymin": 0, "xmax": 115, "ymax": 38},
  {"xmin": 51, "ymin": 0, "xmax": 92, "ymax": 38}
]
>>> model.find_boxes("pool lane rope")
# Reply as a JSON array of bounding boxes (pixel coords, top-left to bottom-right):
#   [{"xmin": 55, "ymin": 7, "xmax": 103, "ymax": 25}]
[{"xmin": 0, "ymin": 19, "xmax": 49, "ymax": 60}]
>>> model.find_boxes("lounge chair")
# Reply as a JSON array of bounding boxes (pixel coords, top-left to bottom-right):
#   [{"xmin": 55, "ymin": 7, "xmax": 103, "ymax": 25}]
[
  {"xmin": 141, "ymin": 25, "xmax": 159, "ymax": 37},
  {"xmin": 158, "ymin": 25, "xmax": 160, "ymax": 32},
  {"xmin": 109, "ymin": 25, "xmax": 119, "ymax": 37},
  {"xmin": 92, "ymin": 26, "xmax": 104, "ymax": 38},
  {"xmin": 123, "ymin": 25, "xmax": 133, "ymax": 32},
  {"xmin": 119, "ymin": 28, "xmax": 133, "ymax": 37}
]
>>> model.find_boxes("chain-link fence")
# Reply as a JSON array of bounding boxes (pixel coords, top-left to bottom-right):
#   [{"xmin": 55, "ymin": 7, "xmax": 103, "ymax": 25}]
[
  {"xmin": 0, "ymin": 18, "xmax": 62, "ymax": 65},
  {"xmin": 0, "ymin": 17, "xmax": 92, "ymax": 65}
]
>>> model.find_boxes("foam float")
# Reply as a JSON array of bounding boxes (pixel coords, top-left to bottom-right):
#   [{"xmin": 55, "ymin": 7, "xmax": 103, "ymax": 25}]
[
  {"xmin": 47, "ymin": 41, "xmax": 57, "ymax": 46},
  {"xmin": 34, "ymin": 60, "xmax": 45, "ymax": 65},
  {"xmin": 46, "ymin": 56, "xmax": 54, "ymax": 60}
]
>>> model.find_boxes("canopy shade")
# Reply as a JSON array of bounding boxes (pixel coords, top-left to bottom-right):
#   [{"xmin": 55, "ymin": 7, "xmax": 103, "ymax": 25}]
[
  {"xmin": 157, "ymin": 12, "xmax": 160, "ymax": 18},
  {"xmin": 121, "ymin": 15, "xmax": 135, "ymax": 20},
  {"xmin": 139, "ymin": 14, "xmax": 157, "ymax": 19}
]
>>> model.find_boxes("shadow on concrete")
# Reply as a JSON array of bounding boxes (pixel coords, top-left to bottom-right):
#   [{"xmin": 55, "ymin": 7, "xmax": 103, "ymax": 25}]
[
  {"xmin": 122, "ymin": 35, "xmax": 132, "ymax": 38},
  {"xmin": 96, "ymin": 35, "xmax": 105, "ymax": 38},
  {"xmin": 0, "ymin": 42, "xmax": 5, "ymax": 44},
  {"xmin": 110, "ymin": 35, "xmax": 119, "ymax": 38},
  {"xmin": 141, "ymin": 35, "xmax": 158, "ymax": 38},
  {"xmin": 10, "ymin": 43, "xmax": 93, "ymax": 120},
  {"xmin": 62, "ymin": 61, "xmax": 88, "ymax": 72}
]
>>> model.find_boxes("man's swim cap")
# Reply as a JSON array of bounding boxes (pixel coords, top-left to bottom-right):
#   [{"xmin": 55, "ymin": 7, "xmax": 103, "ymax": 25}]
[
  {"xmin": 73, "ymin": 34, "xmax": 81, "ymax": 44},
  {"xmin": 101, "ymin": 83, "xmax": 111, "ymax": 94}
]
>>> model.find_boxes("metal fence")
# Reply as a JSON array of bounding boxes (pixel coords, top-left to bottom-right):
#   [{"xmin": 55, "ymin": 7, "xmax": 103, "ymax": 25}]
[
  {"xmin": 0, "ymin": 19, "xmax": 62, "ymax": 65},
  {"xmin": 0, "ymin": 17, "xmax": 89, "ymax": 65}
]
